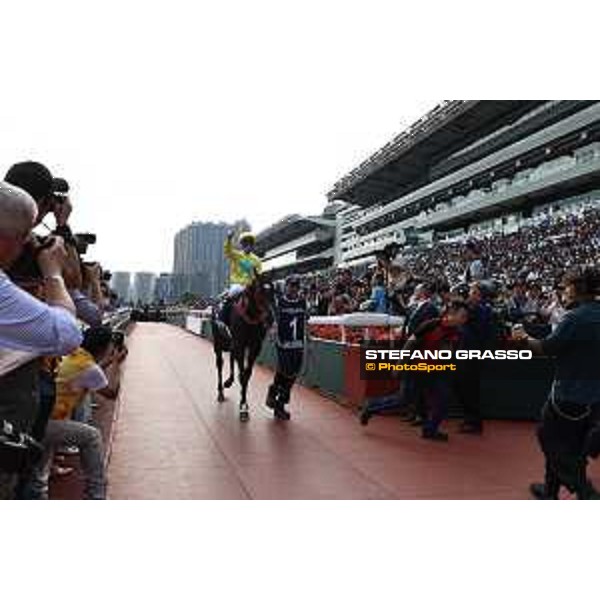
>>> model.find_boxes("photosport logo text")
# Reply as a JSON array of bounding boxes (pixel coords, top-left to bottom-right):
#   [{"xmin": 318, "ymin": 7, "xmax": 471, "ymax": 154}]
[{"xmin": 360, "ymin": 346, "xmax": 533, "ymax": 380}]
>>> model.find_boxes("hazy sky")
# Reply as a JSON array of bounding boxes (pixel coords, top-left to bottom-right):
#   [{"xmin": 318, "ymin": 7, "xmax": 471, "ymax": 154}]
[
  {"xmin": 0, "ymin": 2, "xmax": 445, "ymax": 273},
  {"xmin": 6, "ymin": 1, "xmax": 584, "ymax": 274}
]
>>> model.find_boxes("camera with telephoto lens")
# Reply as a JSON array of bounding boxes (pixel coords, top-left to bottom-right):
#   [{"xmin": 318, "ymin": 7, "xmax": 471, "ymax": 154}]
[
  {"xmin": 7, "ymin": 230, "xmax": 96, "ymax": 285},
  {"xmin": 6, "ymin": 236, "xmax": 59, "ymax": 284},
  {"xmin": 72, "ymin": 232, "xmax": 97, "ymax": 255}
]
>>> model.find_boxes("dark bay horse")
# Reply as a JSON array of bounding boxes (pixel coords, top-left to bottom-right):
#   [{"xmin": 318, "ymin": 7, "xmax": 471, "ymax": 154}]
[{"xmin": 211, "ymin": 275, "xmax": 273, "ymax": 421}]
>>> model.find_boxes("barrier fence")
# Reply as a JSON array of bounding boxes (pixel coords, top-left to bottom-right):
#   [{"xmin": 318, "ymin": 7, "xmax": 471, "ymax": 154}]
[{"xmin": 103, "ymin": 307, "xmax": 132, "ymax": 333}]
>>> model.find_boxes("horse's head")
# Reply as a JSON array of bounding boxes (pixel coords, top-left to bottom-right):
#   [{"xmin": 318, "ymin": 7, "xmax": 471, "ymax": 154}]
[
  {"xmin": 239, "ymin": 270, "xmax": 274, "ymax": 325},
  {"xmin": 247, "ymin": 270, "xmax": 273, "ymax": 307}
]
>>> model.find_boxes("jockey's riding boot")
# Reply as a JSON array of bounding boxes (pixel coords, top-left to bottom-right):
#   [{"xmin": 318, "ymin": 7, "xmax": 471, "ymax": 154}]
[{"xmin": 219, "ymin": 296, "xmax": 233, "ymax": 327}]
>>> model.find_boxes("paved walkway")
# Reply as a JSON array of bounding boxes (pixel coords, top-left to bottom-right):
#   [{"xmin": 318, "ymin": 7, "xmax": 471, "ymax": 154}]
[{"xmin": 107, "ymin": 323, "xmax": 599, "ymax": 499}]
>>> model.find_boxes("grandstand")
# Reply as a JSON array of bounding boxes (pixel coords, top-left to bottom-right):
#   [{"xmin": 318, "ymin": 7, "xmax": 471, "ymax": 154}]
[
  {"xmin": 329, "ymin": 101, "xmax": 600, "ymax": 266},
  {"xmin": 255, "ymin": 211, "xmax": 337, "ymax": 279}
]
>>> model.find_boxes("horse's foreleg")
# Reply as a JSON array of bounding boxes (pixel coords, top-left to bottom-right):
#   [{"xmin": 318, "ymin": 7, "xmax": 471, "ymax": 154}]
[
  {"xmin": 224, "ymin": 351, "xmax": 235, "ymax": 388},
  {"xmin": 239, "ymin": 345, "xmax": 261, "ymax": 420},
  {"xmin": 237, "ymin": 347, "xmax": 250, "ymax": 422},
  {"xmin": 215, "ymin": 347, "xmax": 226, "ymax": 402}
]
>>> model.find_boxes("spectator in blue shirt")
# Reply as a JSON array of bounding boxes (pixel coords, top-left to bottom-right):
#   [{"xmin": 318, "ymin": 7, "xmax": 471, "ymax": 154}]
[{"xmin": 367, "ymin": 273, "xmax": 388, "ymax": 314}]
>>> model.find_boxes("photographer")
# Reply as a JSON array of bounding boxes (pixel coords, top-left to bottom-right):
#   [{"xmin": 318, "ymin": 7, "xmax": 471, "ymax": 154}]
[
  {"xmin": 513, "ymin": 267, "xmax": 600, "ymax": 500},
  {"xmin": 0, "ymin": 181, "xmax": 81, "ymax": 362},
  {"xmin": 47, "ymin": 178, "xmax": 105, "ymax": 325},
  {"xmin": 0, "ymin": 181, "xmax": 82, "ymax": 499},
  {"xmin": 6, "ymin": 164, "xmax": 104, "ymax": 327}
]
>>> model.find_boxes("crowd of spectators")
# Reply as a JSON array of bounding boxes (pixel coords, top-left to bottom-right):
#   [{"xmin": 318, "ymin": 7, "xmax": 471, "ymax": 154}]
[
  {"xmin": 1, "ymin": 161, "xmax": 126, "ymax": 500},
  {"xmin": 301, "ymin": 205, "xmax": 600, "ymax": 337}
]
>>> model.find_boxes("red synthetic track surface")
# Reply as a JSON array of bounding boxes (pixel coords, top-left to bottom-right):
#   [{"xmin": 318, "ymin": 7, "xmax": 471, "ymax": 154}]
[{"xmin": 53, "ymin": 323, "xmax": 600, "ymax": 499}]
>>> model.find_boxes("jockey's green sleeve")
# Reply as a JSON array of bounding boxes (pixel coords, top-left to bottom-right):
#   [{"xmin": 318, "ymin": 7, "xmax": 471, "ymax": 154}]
[{"xmin": 224, "ymin": 237, "xmax": 263, "ymax": 286}]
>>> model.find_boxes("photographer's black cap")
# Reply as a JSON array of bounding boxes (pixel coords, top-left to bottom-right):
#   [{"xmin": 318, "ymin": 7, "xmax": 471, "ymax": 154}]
[
  {"xmin": 4, "ymin": 161, "xmax": 56, "ymax": 202},
  {"xmin": 53, "ymin": 177, "xmax": 69, "ymax": 194}
]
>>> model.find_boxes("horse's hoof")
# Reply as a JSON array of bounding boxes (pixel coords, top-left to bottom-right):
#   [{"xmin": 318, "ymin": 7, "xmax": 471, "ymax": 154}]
[
  {"xmin": 217, "ymin": 393, "xmax": 225, "ymax": 403},
  {"xmin": 224, "ymin": 379, "xmax": 234, "ymax": 389},
  {"xmin": 239, "ymin": 409, "xmax": 250, "ymax": 422}
]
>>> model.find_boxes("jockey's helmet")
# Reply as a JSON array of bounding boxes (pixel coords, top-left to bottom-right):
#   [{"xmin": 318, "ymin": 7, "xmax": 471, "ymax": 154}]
[{"xmin": 239, "ymin": 231, "xmax": 256, "ymax": 246}]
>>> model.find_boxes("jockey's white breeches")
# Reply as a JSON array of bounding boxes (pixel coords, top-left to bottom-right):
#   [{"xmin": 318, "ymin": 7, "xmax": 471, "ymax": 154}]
[{"xmin": 228, "ymin": 283, "xmax": 245, "ymax": 297}]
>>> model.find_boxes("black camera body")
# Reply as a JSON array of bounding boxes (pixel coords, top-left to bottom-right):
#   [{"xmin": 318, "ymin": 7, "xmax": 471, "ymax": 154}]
[
  {"xmin": 73, "ymin": 233, "xmax": 97, "ymax": 256},
  {"xmin": 52, "ymin": 226, "xmax": 96, "ymax": 256},
  {"xmin": 7, "ymin": 236, "xmax": 57, "ymax": 283}
]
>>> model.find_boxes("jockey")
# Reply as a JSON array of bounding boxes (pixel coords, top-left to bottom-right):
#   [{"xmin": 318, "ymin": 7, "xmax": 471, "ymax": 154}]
[
  {"xmin": 224, "ymin": 230, "xmax": 262, "ymax": 294},
  {"xmin": 220, "ymin": 230, "xmax": 263, "ymax": 325}
]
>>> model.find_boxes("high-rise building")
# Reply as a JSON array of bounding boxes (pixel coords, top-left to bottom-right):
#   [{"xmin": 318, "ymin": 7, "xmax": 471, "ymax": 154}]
[
  {"xmin": 172, "ymin": 219, "xmax": 250, "ymax": 299},
  {"xmin": 133, "ymin": 272, "xmax": 156, "ymax": 305},
  {"xmin": 111, "ymin": 272, "xmax": 132, "ymax": 303},
  {"xmin": 154, "ymin": 272, "xmax": 174, "ymax": 303}
]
